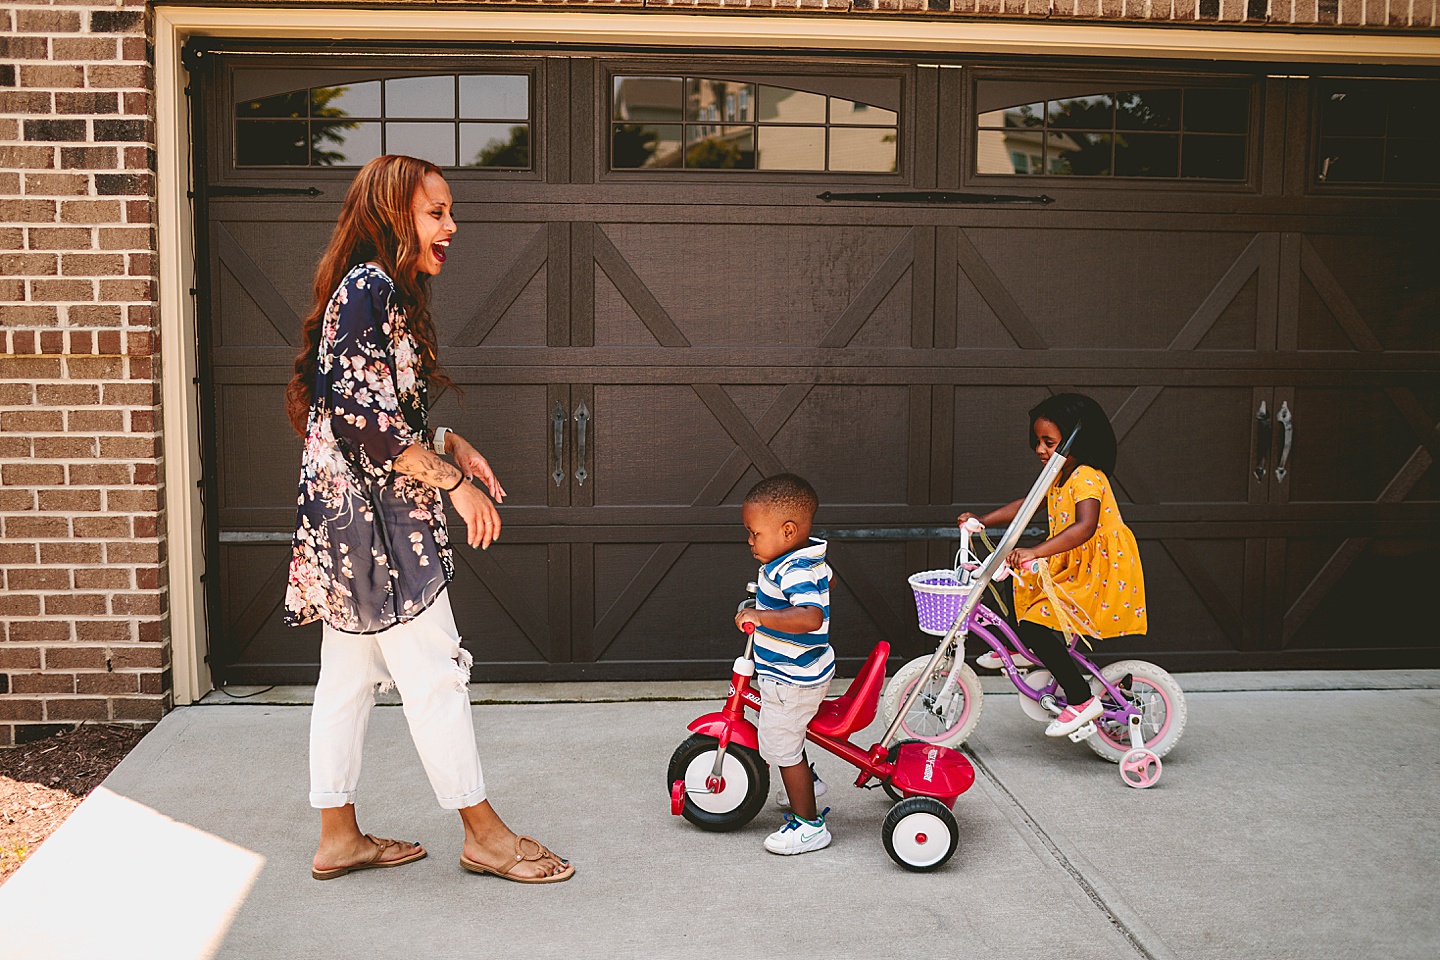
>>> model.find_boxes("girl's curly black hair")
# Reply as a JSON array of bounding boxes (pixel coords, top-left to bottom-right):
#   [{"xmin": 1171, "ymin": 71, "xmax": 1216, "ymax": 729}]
[{"xmin": 1028, "ymin": 393, "xmax": 1117, "ymax": 475}]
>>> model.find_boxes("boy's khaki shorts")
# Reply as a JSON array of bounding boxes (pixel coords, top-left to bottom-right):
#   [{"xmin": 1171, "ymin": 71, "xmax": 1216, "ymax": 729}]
[{"xmin": 756, "ymin": 677, "xmax": 832, "ymax": 767}]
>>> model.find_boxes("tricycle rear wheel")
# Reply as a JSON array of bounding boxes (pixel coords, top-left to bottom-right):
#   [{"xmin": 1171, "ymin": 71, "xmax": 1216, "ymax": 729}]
[
  {"xmin": 882, "ymin": 796, "xmax": 958, "ymax": 871},
  {"xmin": 667, "ymin": 734, "xmax": 770, "ymax": 832}
]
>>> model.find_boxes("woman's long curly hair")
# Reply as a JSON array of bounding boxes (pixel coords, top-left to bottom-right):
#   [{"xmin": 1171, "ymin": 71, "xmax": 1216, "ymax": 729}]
[{"xmin": 285, "ymin": 154, "xmax": 457, "ymax": 435}]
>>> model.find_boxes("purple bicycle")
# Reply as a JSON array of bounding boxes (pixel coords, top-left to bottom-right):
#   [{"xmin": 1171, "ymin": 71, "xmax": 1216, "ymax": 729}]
[{"xmin": 877, "ymin": 436, "xmax": 1187, "ymax": 789}]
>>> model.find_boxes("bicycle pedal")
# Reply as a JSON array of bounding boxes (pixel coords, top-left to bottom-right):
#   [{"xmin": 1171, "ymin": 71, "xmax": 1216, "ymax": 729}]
[{"xmin": 1068, "ymin": 721, "xmax": 1097, "ymax": 743}]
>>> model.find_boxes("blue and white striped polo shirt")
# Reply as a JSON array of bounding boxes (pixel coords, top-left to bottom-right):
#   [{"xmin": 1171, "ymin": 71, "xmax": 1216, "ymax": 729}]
[{"xmin": 754, "ymin": 537, "xmax": 833, "ymax": 687}]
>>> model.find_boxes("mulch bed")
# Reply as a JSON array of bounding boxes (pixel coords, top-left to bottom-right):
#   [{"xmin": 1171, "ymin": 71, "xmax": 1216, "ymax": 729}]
[{"xmin": 0, "ymin": 724, "xmax": 146, "ymax": 886}]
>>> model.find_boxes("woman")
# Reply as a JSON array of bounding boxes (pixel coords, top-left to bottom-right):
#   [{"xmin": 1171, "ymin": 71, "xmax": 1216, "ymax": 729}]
[{"xmin": 284, "ymin": 154, "xmax": 572, "ymax": 883}]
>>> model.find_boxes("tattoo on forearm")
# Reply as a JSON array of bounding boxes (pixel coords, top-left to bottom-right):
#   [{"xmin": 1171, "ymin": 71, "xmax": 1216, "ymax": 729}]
[{"xmin": 395, "ymin": 443, "xmax": 463, "ymax": 489}]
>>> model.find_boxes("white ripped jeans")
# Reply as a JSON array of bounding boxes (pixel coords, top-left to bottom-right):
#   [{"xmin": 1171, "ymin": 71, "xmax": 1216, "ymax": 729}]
[{"xmin": 309, "ymin": 591, "xmax": 487, "ymax": 810}]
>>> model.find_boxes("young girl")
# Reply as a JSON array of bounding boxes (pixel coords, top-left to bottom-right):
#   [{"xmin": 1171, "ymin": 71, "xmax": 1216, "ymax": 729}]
[{"xmin": 957, "ymin": 393, "xmax": 1147, "ymax": 738}]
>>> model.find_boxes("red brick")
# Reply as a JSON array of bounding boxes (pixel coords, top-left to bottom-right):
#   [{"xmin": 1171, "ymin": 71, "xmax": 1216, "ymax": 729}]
[
  {"xmin": 74, "ymin": 621, "xmax": 131, "ymax": 644},
  {"xmin": 99, "ymin": 227, "xmax": 152, "ymax": 250},
  {"xmin": 33, "ymin": 436, "xmax": 99, "ymax": 458},
  {"xmin": 127, "ymin": 252, "xmax": 154, "ymax": 277},
  {"xmin": 0, "ymin": 228, "xmax": 24, "ymax": 250},
  {"xmin": 103, "ymin": 383, "xmax": 158, "ymax": 406},
  {"xmin": 0, "ymin": 198, "xmax": 56, "ymax": 223},
  {"xmin": 39, "ymin": 330, "xmax": 64, "ymax": 355},
  {"xmin": 126, "ymin": 331, "xmax": 153, "ymax": 357},
  {"xmin": 32, "ymin": 279, "xmax": 93, "ymax": 300},
  {"xmin": 111, "ymin": 593, "xmax": 162, "ymax": 616},
  {"xmin": 139, "ymin": 670, "xmax": 170, "ymax": 695},
  {"xmin": 0, "ymin": 278, "xmax": 26, "ymax": 300},
  {"xmin": 77, "ymin": 672, "xmax": 139, "ymax": 695},
  {"xmin": 0, "ymin": 593, "xmax": 42, "ymax": 616},
  {"xmin": 75, "ymin": 567, "xmax": 130, "ymax": 589},
  {"xmin": 36, "ymin": 383, "xmax": 99, "ymax": 405},
  {"xmin": 87, "ymin": 65, "xmax": 150, "ymax": 91},
  {"xmin": 0, "ymin": 543, "xmax": 37, "ymax": 564},
  {"xmin": 16, "ymin": 9, "xmax": 85, "ymax": 33},
  {"xmin": 44, "ymin": 594, "xmax": 108, "ymax": 616},
  {"xmin": 40, "ymin": 489, "xmax": 104, "ymax": 512},
  {"xmin": 2, "ymin": 410, "xmax": 63, "ymax": 432},
  {"xmin": 0, "ymin": 305, "xmax": 58, "ymax": 325},
  {"xmin": 100, "ymin": 278, "xmax": 153, "ymax": 301},
  {"xmin": 67, "ymin": 409, "xmax": 124, "ymax": 432},
  {"xmin": 0, "ymin": 148, "xmax": 56, "ymax": 174},
  {"xmin": 60, "ymin": 146, "xmax": 119, "ymax": 170},
  {"xmin": 7, "ymin": 567, "xmax": 71, "ymax": 591},
  {"xmin": 66, "ymin": 356, "xmax": 124, "ymax": 380},
  {"xmin": 108, "ymin": 645, "xmax": 167, "ymax": 670},
  {"xmin": 0, "ymin": 490, "xmax": 35, "ymax": 513},
  {"xmin": 95, "ymin": 330, "xmax": 121, "ymax": 354},
  {"xmin": 39, "ymin": 541, "xmax": 103, "ymax": 565},
  {"xmin": 111, "ymin": 697, "xmax": 163, "ymax": 722},
  {"xmin": 123, "ymin": 93, "xmax": 148, "ymax": 116},
  {"xmin": 20, "ymin": 64, "xmax": 86, "ymax": 89},
  {"xmin": 99, "ymin": 437, "xmax": 157, "ymax": 459},
  {"xmin": 24, "ymin": 173, "xmax": 90, "ymax": 197},
  {"xmin": 107, "ymin": 541, "xmax": 161, "ymax": 565},
  {"xmin": 121, "ymin": 37, "xmax": 147, "ymax": 63},
  {"xmin": 134, "ymin": 566, "xmax": 164, "ymax": 590},
  {"xmin": 55, "ymin": 91, "xmax": 120, "ymax": 115},
  {"xmin": 67, "ymin": 463, "xmax": 129, "ymax": 486},
  {"xmin": 136, "ymin": 620, "xmax": 169, "ymax": 644},
  {"xmin": 0, "ymin": 700, "xmax": 44, "ymax": 722},
  {"xmin": 126, "ymin": 303, "xmax": 153, "ymax": 326},
  {"xmin": 46, "ymin": 698, "xmax": 109, "ymax": 722},
  {"xmin": 68, "ymin": 303, "xmax": 124, "ymax": 326},
  {"xmin": 51, "ymin": 37, "xmax": 119, "ymax": 61},
  {"xmin": 63, "ymin": 253, "xmax": 126, "ymax": 276},
  {"xmin": 60, "ymin": 199, "xmax": 123, "ymax": 223},
  {"xmin": 127, "ymin": 357, "xmax": 155, "ymax": 382},
  {"xmin": 0, "ymin": 647, "xmax": 42, "ymax": 670},
  {"xmin": 11, "ymin": 674, "xmax": 75, "ymax": 695},
  {"xmin": 44, "ymin": 645, "xmax": 108, "ymax": 670},
  {"xmin": 106, "ymin": 489, "xmax": 160, "ymax": 513},
  {"xmin": 72, "ymin": 516, "xmax": 129, "ymax": 538},
  {"xmin": 0, "ymin": 252, "xmax": 58, "ymax": 273},
  {"xmin": 1, "ymin": 463, "xmax": 65, "ymax": 485},
  {"xmin": 132, "ymin": 462, "xmax": 157, "ymax": 486},
  {"xmin": 0, "ymin": 357, "xmax": 62, "ymax": 379}
]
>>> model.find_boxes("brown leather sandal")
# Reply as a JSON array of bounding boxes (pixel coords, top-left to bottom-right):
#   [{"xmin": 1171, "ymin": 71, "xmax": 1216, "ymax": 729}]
[
  {"xmin": 460, "ymin": 835, "xmax": 575, "ymax": 884},
  {"xmin": 311, "ymin": 834, "xmax": 427, "ymax": 881}
]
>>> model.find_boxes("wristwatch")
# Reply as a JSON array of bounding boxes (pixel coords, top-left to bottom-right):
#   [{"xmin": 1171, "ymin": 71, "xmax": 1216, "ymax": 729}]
[{"xmin": 432, "ymin": 426, "xmax": 451, "ymax": 456}]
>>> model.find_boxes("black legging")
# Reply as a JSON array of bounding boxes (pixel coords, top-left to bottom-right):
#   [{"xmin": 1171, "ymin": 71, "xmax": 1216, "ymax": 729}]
[{"xmin": 1015, "ymin": 620, "xmax": 1092, "ymax": 706}]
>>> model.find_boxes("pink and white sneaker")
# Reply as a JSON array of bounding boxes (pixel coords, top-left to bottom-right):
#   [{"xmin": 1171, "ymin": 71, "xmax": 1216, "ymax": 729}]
[
  {"xmin": 975, "ymin": 650, "xmax": 1035, "ymax": 670},
  {"xmin": 1045, "ymin": 696, "xmax": 1103, "ymax": 737}
]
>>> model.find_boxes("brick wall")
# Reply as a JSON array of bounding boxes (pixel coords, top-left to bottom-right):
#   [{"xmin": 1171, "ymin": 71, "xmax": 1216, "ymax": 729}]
[
  {"xmin": 1, "ymin": 0, "xmax": 167, "ymax": 746},
  {"xmin": 0, "ymin": 0, "xmax": 1432, "ymax": 747}
]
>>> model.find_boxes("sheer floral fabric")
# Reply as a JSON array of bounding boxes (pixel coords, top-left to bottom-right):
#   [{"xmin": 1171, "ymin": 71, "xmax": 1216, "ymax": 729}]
[{"xmin": 285, "ymin": 263, "xmax": 452, "ymax": 633}]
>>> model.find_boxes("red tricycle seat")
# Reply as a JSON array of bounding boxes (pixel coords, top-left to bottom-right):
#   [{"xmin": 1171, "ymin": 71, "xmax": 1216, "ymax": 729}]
[{"xmin": 808, "ymin": 641, "xmax": 890, "ymax": 739}]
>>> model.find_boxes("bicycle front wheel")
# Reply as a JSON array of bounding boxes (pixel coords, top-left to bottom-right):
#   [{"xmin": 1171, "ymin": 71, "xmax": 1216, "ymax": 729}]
[{"xmin": 880, "ymin": 656, "xmax": 984, "ymax": 748}]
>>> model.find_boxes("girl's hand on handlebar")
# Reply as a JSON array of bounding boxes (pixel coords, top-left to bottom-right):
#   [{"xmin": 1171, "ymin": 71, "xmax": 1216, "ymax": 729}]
[
  {"xmin": 1007, "ymin": 546, "xmax": 1041, "ymax": 573},
  {"xmin": 447, "ymin": 481, "xmax": 500, "ymax": 549},
  {"xmin": 957, "ymin": 511, "xmax": 981, "ymax": 528},
  {"xmin": 735, "ymin": 609, "xmax": 762, "ymax": 633}
]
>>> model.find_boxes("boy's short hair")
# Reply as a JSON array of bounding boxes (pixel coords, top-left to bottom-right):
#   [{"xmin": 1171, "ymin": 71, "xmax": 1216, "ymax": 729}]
[{"xmin": 744, "ymin": 473, "xmax": 818, "ymax": 521}]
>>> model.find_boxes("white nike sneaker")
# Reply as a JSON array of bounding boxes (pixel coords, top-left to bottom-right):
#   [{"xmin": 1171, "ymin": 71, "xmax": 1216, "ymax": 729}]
[
  {"xmin": 764, "ymin": 809, "xmax": 832, "ymax": 856},
  {"xmin": 775, "ymin": 762, "xmax": 828, "ymax": 809},
  {"xmin": 975, "ymin": 650, "xmax": 1035, "ymax": 670}
]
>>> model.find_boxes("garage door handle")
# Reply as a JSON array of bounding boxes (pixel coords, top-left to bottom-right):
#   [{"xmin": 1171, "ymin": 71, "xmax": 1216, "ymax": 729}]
[
  {"xmin": 1253, "ymin": 401, "xmax": 1271, "ymax": 482},
  {"xmin": 573, "ymin": 401, "xmax": 589, "ymax": 487},
  {"xmin": 552, "ymin": 401, "xmax": 567, "ymax": 487},
  {"xmin": 816, "ymin": 190, "xmax": 1054, "ymax": 205},
  {"xmin": 1274, "ymin": 401, "xmax": 1293, "ymax": 482}
]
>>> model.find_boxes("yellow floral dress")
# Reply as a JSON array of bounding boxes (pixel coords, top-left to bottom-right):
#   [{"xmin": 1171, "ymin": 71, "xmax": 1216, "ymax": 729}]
[{"xmin": 1012, "ymin": 465, "xmax": 1147, "ymax": 641}]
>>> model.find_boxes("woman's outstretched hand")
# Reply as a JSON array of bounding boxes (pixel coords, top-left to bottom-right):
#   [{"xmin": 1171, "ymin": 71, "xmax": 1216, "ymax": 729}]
[
  {"xmin": 448, "ymin": 434, "xmax": 506, "ymax": 503},
  {"xmin": 448, "ymin": 481, "xmax": 501, "ymax": 549}
]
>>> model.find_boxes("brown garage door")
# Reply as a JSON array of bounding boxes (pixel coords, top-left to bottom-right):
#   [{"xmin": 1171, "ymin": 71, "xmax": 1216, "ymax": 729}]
[{"xmin": 191, "ymin": 47, "xmax": 1440, "ymax": 683}]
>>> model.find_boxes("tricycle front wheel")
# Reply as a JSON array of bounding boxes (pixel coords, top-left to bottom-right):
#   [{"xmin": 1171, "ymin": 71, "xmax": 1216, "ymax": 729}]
[{"xmin": 667, "ymin": 734, "xmax": 770, "ymax": 832}]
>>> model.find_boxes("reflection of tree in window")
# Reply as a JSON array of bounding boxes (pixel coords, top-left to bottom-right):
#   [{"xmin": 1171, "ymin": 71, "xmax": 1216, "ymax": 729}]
[
  {"xmin": 311, "ymin": 87, "xmax": 359, "ymax": 166},
  {"xmin": 472, "ymin": 126, "xmax": 529, "ymax": 167},
  {"xmin": 686, "ymin": 136, "xmax": 742, "ymax": 169},
  {"xmin": 613, "ymin": 124, "xmax": 661, "ymax": 168}
]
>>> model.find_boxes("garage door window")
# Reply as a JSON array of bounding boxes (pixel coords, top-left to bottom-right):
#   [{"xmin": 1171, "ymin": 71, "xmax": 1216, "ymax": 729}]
[
  {"xmin": 611, "ymin": 75, "xmax": 900, "ymax": 172},
  {"xmin": 975, "ymin": 80, "xmax": 1250, "ymax": 181},
  {"xmin": 235, "ymin": 73, "xmax": 531, "ymax": 169},
  {"xmin": 1315, "ymin": 79, "xmax": 1440, "ymax": 186}
]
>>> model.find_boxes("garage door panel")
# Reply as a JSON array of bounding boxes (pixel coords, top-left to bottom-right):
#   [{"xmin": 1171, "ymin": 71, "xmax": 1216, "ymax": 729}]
[
  {"xmin": 1117, "ymin": 386, "xmax": 1256, "ymax": 505},
  {"xmin": 771, "ymin": 386, "xmax": 911, "ymax": 504},
  {"xmin": 594, "ymin": 267, "xmax": 662, "ymax": 347},
  {"xmin": 1303, "ymin": 233, "xmax": 1440, "ymax": 352},
  {"xmin": 1197, "ymin": 272, "xmax": 1260, "ymax": 350},
  {"xmin": 1287, "ymin": 387, "xmax": 1432, "ymax": 504},
  {"xmin": 217, "ymin": 261, "xmax": 298, "ymax": 349},
  {"xmin": 216, "ymin": 543, "xmax": 321, "ymax": 683},
  {"xmin": 433, "ymin": 222, "xmax": 551, "ymax": 347},
  {"xmin": 601, "ymin": 223, "xmax": 913, "ymax": 346},
  {"xmin": 590, "ymin": 385, "xmax": 743, "ymax": 507},
  {"xmin": 1133, "ymin": 537, "xmax": 1246, "ymax": 652},
  {"xmin": 950, "ymin": 385, "xmax": 1054, "ymax": 505},
  {"xmin": 844, "ymin": 272, "xmax": 914, "ymax": 348},
  {"xmin": 429, "ymin": 384, "xmax": 553, "ymax": 507},
  {"xmin": 217, "ymin": 384, "xmax": 305, "ymax": 514},
  {"xmin": 450, "ymin": 542, "xmax": 557, "ymax": 665},
  {"xmin": 1280, "ymin": 537, "xmax": 1440, "ymax": 655},
  {"xmin": 966, "ymin": 229, "xmax": 1259, "ymax": 350}
]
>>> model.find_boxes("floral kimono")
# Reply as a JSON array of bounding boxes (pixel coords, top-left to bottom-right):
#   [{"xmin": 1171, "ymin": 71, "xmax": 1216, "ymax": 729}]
[{"xmin": 285, "ymin": 263, "xmax": 452, "ymax": 633}]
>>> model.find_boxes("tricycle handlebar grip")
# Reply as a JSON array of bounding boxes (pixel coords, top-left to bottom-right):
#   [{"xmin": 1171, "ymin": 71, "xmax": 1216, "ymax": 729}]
[{"xmin": 742, "ymin": 622, "xmax": 756, "ymax": 635}]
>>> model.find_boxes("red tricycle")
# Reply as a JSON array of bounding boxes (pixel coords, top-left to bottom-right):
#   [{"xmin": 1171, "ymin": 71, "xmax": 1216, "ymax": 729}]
[{"xmin": 668, "ymin": 615, "xmax": 974, "ymax": 871}]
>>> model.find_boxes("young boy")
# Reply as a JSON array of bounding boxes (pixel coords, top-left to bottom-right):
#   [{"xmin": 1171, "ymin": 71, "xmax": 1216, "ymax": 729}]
[{"xmin": 735, "ymin": 473, "xmax": 834, "ymax": 855}]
